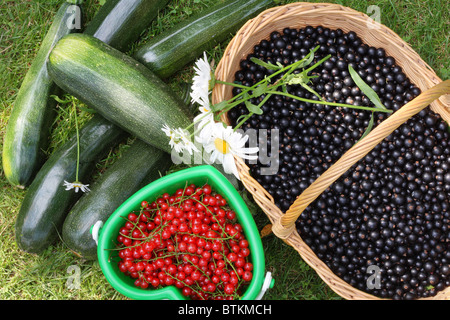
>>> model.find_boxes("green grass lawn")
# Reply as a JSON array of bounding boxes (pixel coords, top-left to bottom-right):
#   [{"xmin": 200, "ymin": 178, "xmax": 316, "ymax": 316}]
[{"xmin": 0, "ymin": 0, "xmax": 448, "ymax": 300}]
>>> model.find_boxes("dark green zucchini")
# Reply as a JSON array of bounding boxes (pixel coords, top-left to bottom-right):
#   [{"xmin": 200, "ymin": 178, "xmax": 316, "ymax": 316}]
[
  {"xmin": 62, "ymin": 139, "xmax": 171, "ymax": 260},
  {"xmin": 2, "ymin": 1, "xmax": 82, "ymax": 188},
  {"xmin": 84, "ymin": 0, "xmax": 169, "ymax": 51},
  {"xmin": 133, "ymin": 0, "xmax": 272, "ymax": 79},
  {"xmin": 47, "ymin": 33, "xmax": 192, "ymax": 153},
  {"xmin": 15, "ymin": 116, "xmax": 126, "ymax": 254},
  {"xmin": 3, "ymin": 0, "xmax": 168, "ymax": 188}
]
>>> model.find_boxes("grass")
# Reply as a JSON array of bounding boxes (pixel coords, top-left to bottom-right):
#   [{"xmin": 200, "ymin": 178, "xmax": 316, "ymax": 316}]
[{"xmin": 0, "ymin": 0, "xmax": 448, "ymax": 301}]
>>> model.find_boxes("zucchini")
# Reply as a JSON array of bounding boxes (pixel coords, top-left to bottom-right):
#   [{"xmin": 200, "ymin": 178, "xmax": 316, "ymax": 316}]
[
  {"xmin": 15, "ymin": 116, "xmax": 126, "ymax": 254},
  {"xmin": 3, "ymin": 0, "xmax": 167, "ymax": 188},
  {"xmin": 47, "ymin": 0, "xmax": 272, "ymax": 155},
  {"xmin": 62, "ymin": 139, "xmax": 171, "ymax": 260},
  {"xmin": 133, "ymin": 0, "xmax": 272, "ymax": 79},
  {"xmin": 84, "ymin": 0, "xmax": 169, "ymax": 51},
  {"xmin": 47, "ymin": 33, "xmax": 192, "ymax": 153},
  {"xmin": 2, "ymin": 1, "xmax": 82, "ymax": 188}
]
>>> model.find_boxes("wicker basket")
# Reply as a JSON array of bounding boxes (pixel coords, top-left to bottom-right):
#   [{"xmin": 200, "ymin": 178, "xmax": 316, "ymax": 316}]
[{"xmin": 212, "ymin": 2, "xmax": 450, "ymax": 300}]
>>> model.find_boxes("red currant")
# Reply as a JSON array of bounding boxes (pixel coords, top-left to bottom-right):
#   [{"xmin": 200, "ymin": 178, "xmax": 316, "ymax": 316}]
[
  {"xmin": 115, "ymin": 182, "xmax": 254, "ymax": 299},
  {"xmin": 242, "ymin": 270, "xmax": 253, "ymax": 282},
  {"xmin": 141, "ymin": 200, "xmax": 149, "ymax": 208},
  {"xmin": 202, "ymin": 184, "xmax": 212, "ymax": 195},
  {"xmin": 224, "ymin": 283, "xmax": 235, "ymax": 295}
]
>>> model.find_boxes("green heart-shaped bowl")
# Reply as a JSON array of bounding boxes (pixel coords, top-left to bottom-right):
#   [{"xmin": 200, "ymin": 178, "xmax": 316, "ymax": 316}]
[{"xmin": 97, "ymin": 165, "xmax": 270, "ymax": 300}]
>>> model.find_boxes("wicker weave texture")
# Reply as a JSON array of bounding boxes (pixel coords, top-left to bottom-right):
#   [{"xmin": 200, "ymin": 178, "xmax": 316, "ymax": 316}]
[{"xmin": 212, "ymin": 2, "xmax": 450, "ymax": 300}]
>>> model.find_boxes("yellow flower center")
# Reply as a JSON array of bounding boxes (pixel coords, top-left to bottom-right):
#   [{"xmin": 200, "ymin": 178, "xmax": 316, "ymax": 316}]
[{"xmin": 214, "ymin": 138, "xmax": 229, "ymax": 154}]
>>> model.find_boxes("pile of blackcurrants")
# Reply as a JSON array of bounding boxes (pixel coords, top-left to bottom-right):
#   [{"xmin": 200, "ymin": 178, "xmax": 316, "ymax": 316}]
[{"xmin": 227, "ymin": 26, "xmax": 449, "ymax": 300}]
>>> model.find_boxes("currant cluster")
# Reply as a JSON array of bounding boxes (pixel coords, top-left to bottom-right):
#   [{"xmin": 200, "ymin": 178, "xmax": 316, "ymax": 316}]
[
  {"xmin": 115, "ymin": 184, "xmax": 253, "ymax": 300},
  {"xmin": 228, "ymin": 25, "xmax": 450, "ymax": 300},
  {"xmin": 296, "ymin": 109, "xmax": 450, "ymax": 300},
  {"xmin": 228, "ymin": 26, "xmax": 422, "ymax": 211}
]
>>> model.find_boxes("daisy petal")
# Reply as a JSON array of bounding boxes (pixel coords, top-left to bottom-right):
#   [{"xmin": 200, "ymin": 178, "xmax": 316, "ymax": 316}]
[
  {"xmin": 199, "ymin": 122, "xmax": 258, "ymax": 180},
  {"xmin": 63, "ymin": 181, "xmax": 90, "ymax": 193},
  {"xmin": 190, "ymin": 52, "xmax": 212, "ymax": 107}
]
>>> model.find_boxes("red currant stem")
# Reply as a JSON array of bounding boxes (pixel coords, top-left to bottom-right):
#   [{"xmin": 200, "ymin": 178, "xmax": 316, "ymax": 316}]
[
  {"xmin": 172, "ymin": 231, "xmax": 181, "ymax": 264},
  {"xmin": 176, "ymin": 231, "xmax": 236, "ymax": 242},
  {"xmin": 188, "ymin": 197, "xmax": 237, "ymax": 241},
  {"xmin": 163, "ymin": 272, "xmax": 205, "ymax": 299},
  {"xmin": 185, "ymin": 257, "xmax": 213, "ymax": 281},
  {"xmin": 221, "ymin": 251, "xmax": 241, "ymax": 283},
  {"xmin": 133, "ymin": 251, "xmax": 188, "ymax": 263},
  {"xmin": 176, "ymin": 181, "xmax": 189, "ymax": 209},
  {"xmin": 114, "ymin": 183, "xmax": 251, "ymax": 300},
  {"xmin": 119, "ymin": 218, "xmax": 166, "ymax": 243},
  {"xmin": 163, "ymin": 270, "xmax": 238, "ymax": 300}
]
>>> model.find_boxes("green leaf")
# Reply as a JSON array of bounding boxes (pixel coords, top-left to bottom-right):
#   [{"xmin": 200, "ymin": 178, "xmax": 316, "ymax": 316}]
[
  {"xmin": 210, "ymin": 100, "xmax": 228, "ymax": 112},
  {"xmin": 357, "ymin": 112, "xmax": 375, "ymax": 143},
  {"xmin": 285, "ymin": 73, "xmax": 305, "ymax": 85},
  {"xmin": 235, "ymin": 114, "xmax": 248, "ymax": 124},
  {"xmin": 348, "ymin": 65, "xmax": 387, "ymax": 110},
  {"xmin": 300, "ymin": 82, "xmax": 323, "ymax": 100},
  {"xmin": 245, "ymin": 100, "xmax": 263, "ymax": 115},
  {"xmin": 295, "ymin": 47, "xmax": 316, "ymax": 70},
  {"xmin": 250, "ymin": 57, "xmax": 282, "ymax": 71},
  {"xmin": 253, "ymin": 82, "xmax": 267, "ymax": 96}
]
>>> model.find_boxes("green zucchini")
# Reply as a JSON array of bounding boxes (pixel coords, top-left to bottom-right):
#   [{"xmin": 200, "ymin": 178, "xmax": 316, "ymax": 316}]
[
  {"xmin": 15, "ymin": 116, "xmax": 126, "ymax": 254},
  {"xmin": 84, "ymin": 0, "xmax": 169, "ymax": 51},
  {"xmin": 47, "ymin": 0, "xmax": 272, "ymax": 155},
  {"xmin": 3, "ymin": 0, "xmax": 168, "ymax": 188},
  {"xmin": 2, "ymin": 1, "xmax": 82, "ymax": 188},
  {"xmin": 47, "ymin": 33, "xmax": 192, "ymax": 154},
  {"xmin": 13, "ymin": 0, "xmax": 170, "ymax": 254},
  {"xmin": 133, "ymin": 0, "xmax": 272, "ymax": 79},
  {"xmin": 62, "ymin": 139, "xmax": 171, "ymax": 260}
]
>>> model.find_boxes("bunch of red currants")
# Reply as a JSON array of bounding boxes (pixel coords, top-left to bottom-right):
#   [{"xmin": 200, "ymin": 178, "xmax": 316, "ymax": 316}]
[{"xmin": 115, "ymin": 183, "xmax": 254, "ymax": 300}]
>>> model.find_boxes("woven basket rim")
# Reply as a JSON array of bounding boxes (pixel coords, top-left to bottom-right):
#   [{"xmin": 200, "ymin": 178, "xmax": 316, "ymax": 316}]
[{"xmin": 212, "ymin": 2, "xmax": 450, "ymax": 300}]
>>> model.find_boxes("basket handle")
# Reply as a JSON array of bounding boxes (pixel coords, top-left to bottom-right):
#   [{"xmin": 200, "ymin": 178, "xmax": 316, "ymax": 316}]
[{"xmin": 272, "ymin": 79, "xmax": 450, "ymax": 239}]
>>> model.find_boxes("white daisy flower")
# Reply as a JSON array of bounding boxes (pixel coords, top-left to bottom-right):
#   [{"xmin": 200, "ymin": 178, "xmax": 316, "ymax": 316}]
[
  {"xmin": 162, "ymin": 124, "xmax": 198, "ymax": 155},
  {"xmin": 63, "ymin": 180, "xmax": 90, "ymax": 193},
  {"xmin": 177, "ymin": 127, "xmax": 199, "ymax": 155},
  {"xmin": 162, "ymin": 124, "xmax": 182, "ymax": 152},
  {"xmin": 190, "ymin": 52, "xmax": 213, "ymax": 109},
  {"xmin": 198, "ymin": 122, "xmax": 259, "ymax": 179}
]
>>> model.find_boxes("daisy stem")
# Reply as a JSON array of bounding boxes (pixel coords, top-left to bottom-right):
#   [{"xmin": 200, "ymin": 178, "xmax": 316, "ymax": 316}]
[
  {"xmin": 73, "ymin": 100, "xmax": 80, "ymax": 182},
  {"xmin": 214, "ymin": 80, "xmax": 249, "ymax": 90},
  {"xmin": 191, "ymin": 111, "xmax": 214, "ymax": 132},
  {"xmin": 221, "ymin": 56, "xmax": 308, "ymax": 105},
  {"xmin": 216, "ymin": 51, "xmax": 391, "ymax": 121},
  {"xmin": 183, "ymin": 121, "xmax": 196, "ymax": 131},
  {"xmin": 207, "ymin": 44, "xmax": 391, "ymax": 134},
  {"xmin": 266, "ymin": 90, "xmax": 393, "ymax": 113},
  {"xmin": 212, "ymin": 46, "xmax": 324, "ymax": 117},
  {"xmin": 234, "ymin": 112, "xmax": 254, "ymax": 131},
  {"xmin": 215, "ymin": 54, "xmax": 324, "ymax": 120},
  {"xmin": 211, "ymin": 54, "xmax": 309, "ymax": 113},
  {"xmin": 232, "ymin": 92, "xmax": 273, "ymax": 131},
  {"xmin": 303, "ymin": 54, "xmax": 331, "ymax": 75}
]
